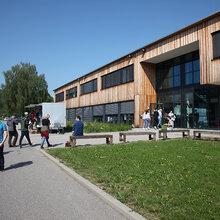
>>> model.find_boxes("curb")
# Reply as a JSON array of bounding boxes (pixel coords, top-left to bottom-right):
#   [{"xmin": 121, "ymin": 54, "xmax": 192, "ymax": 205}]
[{"xmin": 39, "ymin": 149, "xmax": 146, "ymax": 220}]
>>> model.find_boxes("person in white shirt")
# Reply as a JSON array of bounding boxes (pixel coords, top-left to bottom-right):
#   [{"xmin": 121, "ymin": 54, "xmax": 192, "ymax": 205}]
[
  {"xmin": 164, "ymin": 116, "xmax": 174, "ymax": 130},
  {"xmin": 142, "ymin": 109, "xmax": 151, "ymax": 129},
  {"xmin": 157, "ymin": 109, "xmax": 162, "ymax": 129}
]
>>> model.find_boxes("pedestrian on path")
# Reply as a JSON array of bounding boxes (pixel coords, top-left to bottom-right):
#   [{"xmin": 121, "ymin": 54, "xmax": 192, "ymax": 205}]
[
  {"xmin": 40, "ymin": 114, "xmax": 52, "ymax": 149},
  {"xmin": 7, "ymin": 114, "xmax": 18, "ymax": 147},
  {"xmin": 19, "ymin": 112, "xmax": 33, "ymax": 148},
  {"xmin": 0, "ymin": 121, "xmax": 8, "ymax": 171}
]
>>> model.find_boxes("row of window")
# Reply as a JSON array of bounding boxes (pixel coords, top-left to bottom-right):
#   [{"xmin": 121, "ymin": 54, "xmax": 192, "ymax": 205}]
[
  {"xmin": 55, "ymin": 65, "xmax": 134, "ymax": 102},
  {"xmin": 66, "ymin": 101, "xmax": 134, "ymax": 124}
]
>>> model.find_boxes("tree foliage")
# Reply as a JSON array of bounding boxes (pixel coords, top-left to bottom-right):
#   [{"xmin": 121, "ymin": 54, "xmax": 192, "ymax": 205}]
[{"xmin": 1, "ymin": 62, "xmax": 53, "ymax": 115}]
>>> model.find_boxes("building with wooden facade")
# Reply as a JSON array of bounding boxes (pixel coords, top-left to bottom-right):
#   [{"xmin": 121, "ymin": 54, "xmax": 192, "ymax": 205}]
[{"xmin": 54, "ymin": 12, "xmax": 220, "ymax": 129}]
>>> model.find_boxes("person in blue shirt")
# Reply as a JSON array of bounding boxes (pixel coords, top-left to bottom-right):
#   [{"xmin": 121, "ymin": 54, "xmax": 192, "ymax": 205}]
[
  {"xmin": 0, "ymin": 121, "xmax": 8, "ymax": 171},
  {"xmin": 72, "ymin": 116, "xmax": 84, "ymax": 136}
]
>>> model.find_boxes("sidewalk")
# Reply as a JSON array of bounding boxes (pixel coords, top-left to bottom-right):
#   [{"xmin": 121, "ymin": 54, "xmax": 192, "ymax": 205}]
[{"xmin": 1, "ymin": 140, "xmax": 128, "ymax": 220}]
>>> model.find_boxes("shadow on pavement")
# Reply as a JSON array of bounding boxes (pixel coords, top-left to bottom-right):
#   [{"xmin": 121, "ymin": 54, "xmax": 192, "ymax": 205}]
[
  {"xmin": 4, "ymin": 151, "xmax": 13, "ymax": 155},
  {"xmin": 50, "ymin": 143, "xmax": 64, "ymax": 147},
  {"xmin": 5, "ymin": 161, "xmax": 33, "ymax": 171}
]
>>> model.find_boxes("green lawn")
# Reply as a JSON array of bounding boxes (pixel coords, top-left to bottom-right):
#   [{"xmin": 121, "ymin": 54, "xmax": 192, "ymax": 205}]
[{"xmin": 48, "ymin": 139, "xmax": 220, "ymax": 220}]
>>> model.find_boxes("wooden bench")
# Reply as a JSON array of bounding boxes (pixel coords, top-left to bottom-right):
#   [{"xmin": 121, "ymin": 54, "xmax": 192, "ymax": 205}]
[
  {"xmin": 70, "ymin": 134, "xmax": 113, "ymax": 147},
  {"xmin": 159, "ymin": 129, "xmax": 190, "ymax": 140},
  {"xmin": 193, "ymin": 130, "xmax": 220, "ymax": 140},
  {"xmin": 119, "ymin": 131, "xmax": 156, "ymax": 142}
]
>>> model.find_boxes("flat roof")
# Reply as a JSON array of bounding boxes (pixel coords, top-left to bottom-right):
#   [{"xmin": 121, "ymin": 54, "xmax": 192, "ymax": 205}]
[{"xmin": 54, "ymin": 11, "xmax": 220, "ymax": 92}]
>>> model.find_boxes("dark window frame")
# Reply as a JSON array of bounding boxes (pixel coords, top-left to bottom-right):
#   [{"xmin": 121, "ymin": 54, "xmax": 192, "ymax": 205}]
[
  {"xmin": 55, "ymin": 92, "xmax": 64, "ymax": 102},
  {"xmin": 212, "ymin": 30, "xmax": 220, "ymax": 60},
  {"xmin": 66, "ymin": 86, "xmax": 77, "ymax": 99},
  {"xmin": 80, "ymin": 79, "xmax": 97, "ymax": 95},
  {"xmin": 102, "ymin": 65, "xmax": 134, "ymax": 90}
]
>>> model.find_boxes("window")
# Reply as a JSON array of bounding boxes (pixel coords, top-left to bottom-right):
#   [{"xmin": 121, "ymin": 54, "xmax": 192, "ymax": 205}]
[
  {"xmin": 55, "ymin": 92, "xmax": 64, "ymax": 102},
  {"xmin": 172, "ymin": 65, "xmax": 181, "ymax": 87},
  {"xmin": 185, "ymin": 62, "xmax": 193, "ymax": 85},
  {"xmin": 212, "ymin": 31, "xmax": 220, "ymax": 59},
  {"xmin": 102, "ymin": 65, "xmax": 134, "ymax": 89},
  {"xmin": 66, "ymin": 86, "xmax": 77, "ymax": 99},
  {"xmin": 193, "ymin": 59, "xmax": 200, "ymax": 84},
  {"xmin": 81, "ymin": 79, "xmax": 97, "ymax": 95},
  {"xmin": 157, "ymin": 51, "xmax": 200, "ymax": 90}
]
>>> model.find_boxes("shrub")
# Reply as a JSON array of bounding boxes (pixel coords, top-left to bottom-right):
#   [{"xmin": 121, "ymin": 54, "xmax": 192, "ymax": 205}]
[{"xmin": 65, "ymin": 121, "xmax": 132, "ymax": 133}]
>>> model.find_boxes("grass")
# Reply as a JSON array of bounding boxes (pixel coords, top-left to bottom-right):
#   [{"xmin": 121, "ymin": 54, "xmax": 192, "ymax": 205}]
[
  {"xmin": 48, "ymin": 139, "xmax": 220, "ymax": 220},
  {"xmin": 65, "ymin": 121, "xmax": 132, "ymax": 133}
]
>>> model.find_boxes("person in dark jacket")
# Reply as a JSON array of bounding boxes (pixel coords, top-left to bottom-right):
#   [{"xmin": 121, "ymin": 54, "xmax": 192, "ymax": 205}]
[
  {"xmin": 153, "ymin": 108, "xmax": 159, "ymax": 129},
  {"xmin": 7, "ymin": 114, "xmax": 18, "ymax": 147},
  {"xmin": 19, "ymin": 112, "xmax": 33, "ymax": 148},
  {"xmin": 72, "ymin": 116, "xmax": 84, "ymax": 136}
]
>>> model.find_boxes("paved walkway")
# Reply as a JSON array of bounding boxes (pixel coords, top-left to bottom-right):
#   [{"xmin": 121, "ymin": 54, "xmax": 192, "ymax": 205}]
[{"xmin": 0, "ymin": 138, "xmax": 128, "ymax": 220}]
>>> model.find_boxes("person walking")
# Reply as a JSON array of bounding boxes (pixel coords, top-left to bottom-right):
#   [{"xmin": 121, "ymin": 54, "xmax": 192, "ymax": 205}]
[
  {"xmin": 141, "ymin": 110, "xmax": 148, "ymax": 129},
  {"xmin": 0, "ymin": 121, "xmax": 8, "ymax": 171},
  {"xmin": 157, "ymin": 109, "xmax": 162, "ymax": 129},
  {"xmin": 146, "ymin": 110, "xmax": 151, "ymax": 129},
  {"xmin": 153, "ymin": 108, "xmax": 159, "ymax": 129},
  {"xmin": 40, "ymin": 114, "xmax": 52, "ymax": 149},
  {"xmin": 19, "ymin": 112, "xmax": 33, "ymax": 148},
  {"xmin": 72, "ymin": 116, "xmax": 84, "ymax": 136},
  {"xmin": 7, "ymin": 114, "xmax": 18, "ymax": 147}
]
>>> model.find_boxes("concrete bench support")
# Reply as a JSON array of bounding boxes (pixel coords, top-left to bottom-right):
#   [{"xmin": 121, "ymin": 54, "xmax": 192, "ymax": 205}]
[
  {"xmin": 119, "ymin": 131, "xmax": 156, "ymax": 143},
  {"xmin": 193, "ymin": 130, "xmax": 220, "ymax": 140},
  {"xmin": 70, "ymin": 135, "xmax": 113, "ymax": 147},
  {"xmin": 159, "ymin": 129, "xmax": 190, "ymax": 140}
]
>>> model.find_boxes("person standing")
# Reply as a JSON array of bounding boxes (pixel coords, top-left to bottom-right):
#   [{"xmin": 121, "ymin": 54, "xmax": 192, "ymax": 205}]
[
  {"xmin": 141, "ymin": 110, "xmax": 148, "ymax": 129},
  {"xmin": 40, "ymin": 114, "xmax": 52, "ymax": 149},
  {"xmin": 168, "ymin": 110, "xmax": 176, "ymax": 127},
  {"xmin": 0, "ymin": 121, "xmax": 8, "ymax": 171},
  {"xmin": 72, "ymin": 116, "xmax": 84, "ymax": 136},
  {"xmin": 145, "ymin": 110, "xmax": 151, "ymax": 129},
  {"xmin": 7, "ymin": 114, "xmax": 18, "ymax": 147},
  {"xmin": 19, "ymin": 112, "xmax": 33, "ymax": 148},
  {"xmin": 157, "ymin": 109, "xmax": 162, "ymax": 129},
  {"xmin": 153, "ymin": 108, "xmax": 159, "ymax": 129},
  {"xmin": 30, "ymin": 111, "xmax": 35, "ymax": 130}
]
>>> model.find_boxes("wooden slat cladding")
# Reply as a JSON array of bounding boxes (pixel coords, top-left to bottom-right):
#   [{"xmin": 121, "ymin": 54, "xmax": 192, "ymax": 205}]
[
  {"xmin": 56, "ymin": 57, "xmax": 135, "ymax": 110},
  {"xmin": 136, "ymin": 16, "xmax": 220, "ymax": 85},
  {"xmin": 199, "ymin": 16, "xmax": 220, "ymax": 84},
  {"xmin": 134, "ymin": 61, "xmax": 156, "ymax": 127}
]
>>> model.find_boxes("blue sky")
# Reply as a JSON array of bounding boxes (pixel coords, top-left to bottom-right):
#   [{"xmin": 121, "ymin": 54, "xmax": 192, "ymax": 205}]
[{"xmin": 0, "ymin": 0, "xmax": 219, "ymax": 95}]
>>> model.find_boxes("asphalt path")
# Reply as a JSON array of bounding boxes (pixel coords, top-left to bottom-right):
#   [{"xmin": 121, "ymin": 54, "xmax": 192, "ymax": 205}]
[{"xmin": 0, "ymin": 136, "xmax": 128, "ymax": 220}]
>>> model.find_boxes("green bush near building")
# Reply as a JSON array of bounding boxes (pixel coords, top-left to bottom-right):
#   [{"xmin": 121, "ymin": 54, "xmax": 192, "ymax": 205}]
[
  {"xmin": 65, "ymin": 121, "xmax": 132, "ymax": 133},
  {"xmin": 48, "ymin": 139, "xmax": 220, "ymax": 220}
]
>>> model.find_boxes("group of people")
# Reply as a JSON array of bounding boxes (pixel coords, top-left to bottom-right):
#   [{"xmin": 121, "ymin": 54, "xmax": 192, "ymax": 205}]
[
  {"xmin": 0, "ymin": 112, "xmax": 53, "ymax": 172},
  {"xmin": 141, "ymin": 108, "xmax": 163, "ymax": 129},
  {"xmin": 141, "ymin": 108, "xmax": 176, "ymax": 130}
]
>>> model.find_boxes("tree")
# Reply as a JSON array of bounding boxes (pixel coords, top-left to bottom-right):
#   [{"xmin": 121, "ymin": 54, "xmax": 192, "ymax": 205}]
[{"xmin": 1, "ymin": 62, "xmax": 53, "ymax": 115}]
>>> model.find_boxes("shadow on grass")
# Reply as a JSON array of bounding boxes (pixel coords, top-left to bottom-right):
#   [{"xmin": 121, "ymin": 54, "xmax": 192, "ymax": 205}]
[{"xmin": 5, "ymin": 161, "xmax": 33, "ymax": 171}]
